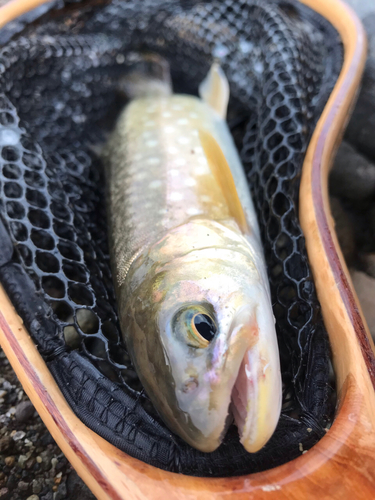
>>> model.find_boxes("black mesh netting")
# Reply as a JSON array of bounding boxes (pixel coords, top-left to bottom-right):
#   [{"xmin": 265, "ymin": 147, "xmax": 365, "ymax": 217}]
[{"xmin": 0, "ymin": 0, "xmax": 342, "ymax": 477}]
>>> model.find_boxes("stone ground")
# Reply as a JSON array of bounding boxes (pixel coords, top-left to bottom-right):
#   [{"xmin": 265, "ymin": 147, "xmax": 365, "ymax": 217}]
[
  {"xmin": 330, "ymin": 1, "xmax": 375, "ymax": 339},
  {"xmin": 1, "ymin": 1, "xmax": 375, "ymax": 500},
  {"xmin": 0, "ymin": 350, "xmax": 96, "ymax": 500}
]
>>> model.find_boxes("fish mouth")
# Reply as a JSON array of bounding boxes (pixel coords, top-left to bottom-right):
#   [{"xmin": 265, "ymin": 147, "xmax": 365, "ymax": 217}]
[{"xmin": 229, "ymin": 346, "xmax": 281, "ymax": 453}]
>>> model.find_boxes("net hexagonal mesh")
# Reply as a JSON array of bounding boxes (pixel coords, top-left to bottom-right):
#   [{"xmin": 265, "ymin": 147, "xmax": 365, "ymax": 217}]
[{"xmin": 0, "ymin": 0, "xmax": 342, "ymax": 477}]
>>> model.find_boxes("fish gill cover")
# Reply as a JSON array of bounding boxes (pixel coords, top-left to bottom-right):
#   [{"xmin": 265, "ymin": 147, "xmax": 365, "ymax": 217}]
[{"xmin": 0, "ymin": 0, "xmax": 342, "ymax": 476}]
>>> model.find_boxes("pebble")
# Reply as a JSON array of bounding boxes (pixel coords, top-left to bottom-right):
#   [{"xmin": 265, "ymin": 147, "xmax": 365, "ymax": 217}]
[
  {"xmin": 15, "ymin": 401, "xmax": 35, "ymax": 423},
  {"xmin": 66, "ymin": 471, "xmax": 97, "ymax": 500},
  {"xmin": 5, "ymin": 407, "xmax": 16, "ymax": 418},
  {"xmin": 359, "ymin": 253, "xmax": 375, "ymax": 279},
  {"xmin": 330, "ymin": 197, "xmax": 356, "ymax": 265},
  {"xmin": 344, "ymin": 0, "xmax": 375, "ymax": 19},
  {"xmin": 12, "ymin": 430, "xmax": 26, "ymax": 441},
  {"xmin": 0, "ymin": 488, "xmax": 9, "ymax": 500},
  {"xmin": 350, "ymin": 270, "xmax": 375, "ymax": 339},
  {"xmin": 17, "ymin": 452, "xmax": 32, "ymax": 469},
  {"xmin": 4, "ymin": 456, "xmax": 15, "ymax": 467},
  {"xmin": 26, "ymin": 457, "xmax": 36, "ymax": 470},
  {"xmin": 63, "ymin": 325, "xmax": 81, "ymax": 350},
  {"xmin": 0, "ymin": 436, "xmax": 12, "ymax": 453},
  {"xmin": 330, "ymin": 142, "xmax": 375, "ymax": 201},
  {"xmin": 54, "ymin": 472, "xmax": 62, "ymax": 485},
  {"xmin": 18, "ymin": 480, "xmax": 30, "ymax": 492},
  {"xmin": 2, "ymin": 381, "xmax": 12, "ymax": 391},
  {"xmin": 32, "ymin": 479, "xmax": 43, "ymax": 494},
  {"xmin": 53, "ymin": 482, "xmax": 67, "ymax": 500}
]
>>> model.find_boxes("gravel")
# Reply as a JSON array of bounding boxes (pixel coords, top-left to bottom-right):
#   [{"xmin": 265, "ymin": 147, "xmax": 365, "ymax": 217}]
[
  {"xmin": 331, "ymin": 3, "xmax": 375, "ymax": 340},
  {"xmin": 0, "ymin": 349, "xmax": 96, "ymax": 500}
]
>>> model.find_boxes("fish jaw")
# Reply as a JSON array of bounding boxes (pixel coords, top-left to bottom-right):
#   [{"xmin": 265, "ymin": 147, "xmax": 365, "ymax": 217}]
[{"xmin": 231, "ymin": 301, "xmax": 282, "ymax": 453}]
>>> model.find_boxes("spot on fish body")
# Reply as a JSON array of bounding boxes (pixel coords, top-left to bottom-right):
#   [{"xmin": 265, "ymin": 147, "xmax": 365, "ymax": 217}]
[
  {"xmin": 170, "ymin": 192, "xmax": 183, "ymax": 201},
  {"xmin": 149, "ymin": 180, "xmax": 162, "ymax": 189}
]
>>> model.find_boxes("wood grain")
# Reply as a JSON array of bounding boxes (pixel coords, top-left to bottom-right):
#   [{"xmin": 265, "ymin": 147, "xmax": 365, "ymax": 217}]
[{"xmin": 0, "ymin": 0, "xmax": 375, "ymax": 498}]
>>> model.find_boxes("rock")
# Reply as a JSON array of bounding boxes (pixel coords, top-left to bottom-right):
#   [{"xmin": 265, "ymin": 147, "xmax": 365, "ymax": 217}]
[
  {"xmin": 76, "ymin": 309, "xmax": 99, "ymax": 334},
  {"xmin": 15, "ymin": 401, "xmax": 35, "ymax": 423},
  {"xmin": 343, "ymin": 0, "xmax": 375, "ymax": 19},
  {"xmin": 12, "ymin": 430, "xmax": 26, "ymax": 442},
  {"xmin": 66, "ymin": 471, "xmax": 96, "ymax": 500},
  {"xmin": 40, "ymin": 451, "xmax": 52, "ymax": 472},
  {"xmin": 0, "ymin": 488, "xmax": 10, "ymax": 500},
  {"xmin": 26, "ymin": 457, "xmax": 36, "ymax": 470},
  {"xmin": 364, "ymin": 14, "xmax": 375, "ymax": 60},
  {"xmin": 4, "ymin": 456, "xmax": 15, "ymax": 468},
  {"xmin": 18, "ymin": 455, "xmax": 29, "ymax": 469},
  {"xmin": 345, "ymin": 14, "xmax": 375, "ymax": 161},
  {"xmin": 5, "ymin": 407, "xmax": 16, "ymax": 418},
  {"xmin": 27, "ymin": 496, "xmax": 40, "ymax": 500},
  {"xmin": 0, "ymin": 436, "xmax": 12, "ymax": 453},
  {"xmin": 41, "ymin": 493, "xmax": 53, "ymax": 500},
  {"xmin": 2, "ymin": 381, "xmax": 12, "ymax": 391},
  {"xmin": 40, "ymin": 434, "xmax": 54, "ymax": 447},
  {"xmin": 53, "ymin": 482, "xmax": 67, "ymax": 500},
  {"xmin": 6, "ymin": 475, "xmax": 17, "ymax": 490},
  {"xmin": 32, "ymin": 479, "xmax": 43, "ymax": 495},
  {"xmin": 53, "ymin": 472, "xmax": 62, "ymax": 485},
  {"xmin": 18, "ymin": 481, "xmax": 30, "ymax": 492},
  {"xmin": 63, "ymin": 325, "xmax": 81, "ymax": 350},
  {"xmin": 330, "ymin": 197, "xmax": 356, "ymax": 265},
  {"xmin": 330, "ymin": 142, "xmax": 375, "ymax": 201},
  {"xmin": 350, "ymin": 270, "xmax": 375, "ymax": 339}
]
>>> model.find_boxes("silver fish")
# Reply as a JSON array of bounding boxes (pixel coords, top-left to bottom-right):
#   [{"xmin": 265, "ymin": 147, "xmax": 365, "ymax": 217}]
[{"xmin": 104, "ymin": 62, "xmax": 282, "ymax": 453}]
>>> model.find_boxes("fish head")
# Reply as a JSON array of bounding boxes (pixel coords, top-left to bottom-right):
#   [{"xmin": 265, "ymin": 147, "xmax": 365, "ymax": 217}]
[{"xmin": 119, "ymin": 220, "xmax": 281, "ymax": 453}]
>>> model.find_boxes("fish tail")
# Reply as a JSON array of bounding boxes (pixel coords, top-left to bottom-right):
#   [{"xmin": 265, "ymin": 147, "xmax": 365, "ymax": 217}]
[{"xmin": 117, "ymin": 52, "xmax": 172, "ymax": 99}]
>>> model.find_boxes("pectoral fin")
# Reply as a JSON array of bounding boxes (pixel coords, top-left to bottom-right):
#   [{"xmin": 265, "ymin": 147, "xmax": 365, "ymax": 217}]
[
  {"xmin": 199, "ymin": 129, "xmax": 248, "ymax": 234},
  {"xmin": 199, "ymin": 63, "xmax": 229, "ymax": 119}
]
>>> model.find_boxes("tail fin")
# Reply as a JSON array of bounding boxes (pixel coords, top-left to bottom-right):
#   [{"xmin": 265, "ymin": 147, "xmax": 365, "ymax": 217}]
[{"xmin": 117, "ymin": 53, "xmax": 172, "ymax": 99}]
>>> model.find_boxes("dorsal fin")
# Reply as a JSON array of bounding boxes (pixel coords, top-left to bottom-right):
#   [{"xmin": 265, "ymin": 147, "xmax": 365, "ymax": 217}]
[
  {"xmin": 199, "ymin": 63, "xmax": 229, "ymax": 119},
  {"xmin": 199, "ymin": 129, "xmax": 248, "ymax": 234}
]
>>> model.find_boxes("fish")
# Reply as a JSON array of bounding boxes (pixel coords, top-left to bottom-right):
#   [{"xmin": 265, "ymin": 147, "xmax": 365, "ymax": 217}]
[{"xmin": 103, "ymin": 61, "xmax": 282, "ymax": 453}]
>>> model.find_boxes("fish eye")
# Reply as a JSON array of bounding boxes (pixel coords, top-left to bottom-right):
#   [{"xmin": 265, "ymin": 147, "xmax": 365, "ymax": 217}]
[
  {"xmin": 191, "ymin": 313, "xmax": 216, "ymax": 343},
  {"xmin": 172, "ymin": 306, "xmax": 217, "ymax": 348}
]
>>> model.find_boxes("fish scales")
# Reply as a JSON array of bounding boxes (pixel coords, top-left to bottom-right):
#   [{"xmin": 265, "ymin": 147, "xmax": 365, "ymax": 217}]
[
  {"xmin": 105, "ymin": 64, "xmax": 281, "ymax": 454},
  {"xmin": 107, "ymin": 95, "xmax": 245, "ymax": 286}
]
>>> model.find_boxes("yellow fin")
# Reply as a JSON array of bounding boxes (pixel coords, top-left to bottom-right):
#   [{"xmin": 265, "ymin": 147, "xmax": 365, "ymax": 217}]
[
  {"xmin": 199, "ymin": 129, "xmax": 248, "ymax": 234},
  {"xmin": 198, "ymin": 63, "xmax": 229, "ymax": 119}
]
